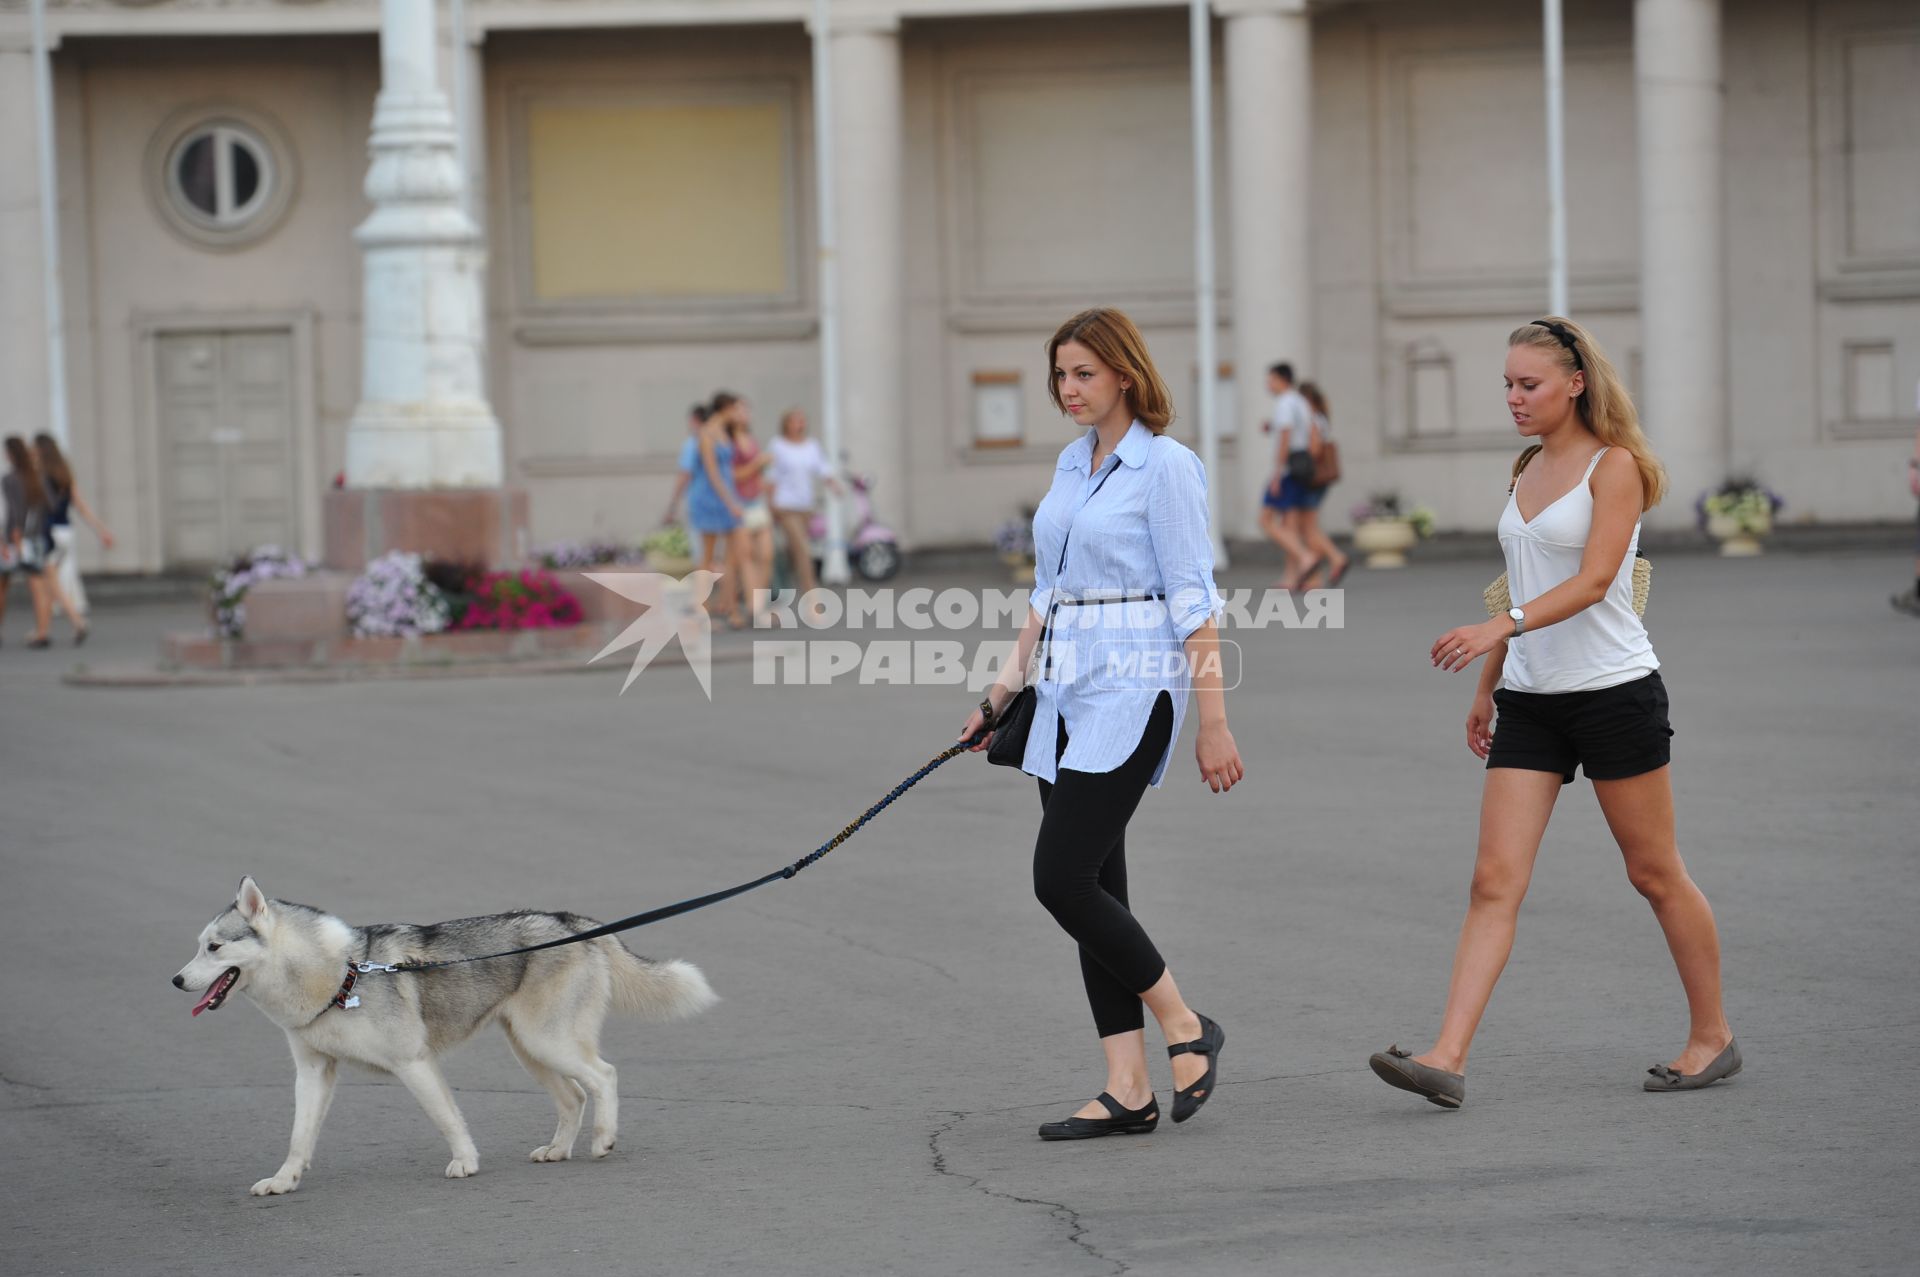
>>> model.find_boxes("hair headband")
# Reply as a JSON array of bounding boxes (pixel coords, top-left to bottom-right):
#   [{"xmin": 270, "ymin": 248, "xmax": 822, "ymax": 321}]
[{"xmin": 1532, "ymin": 319, "xmax": 1585, "ymax": 373}]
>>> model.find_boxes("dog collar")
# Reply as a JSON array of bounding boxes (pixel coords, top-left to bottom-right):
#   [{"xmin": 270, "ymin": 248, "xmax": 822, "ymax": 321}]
[{"xmin": 328, "ymin": 966, "xmax": 361, "ymax": 1013}]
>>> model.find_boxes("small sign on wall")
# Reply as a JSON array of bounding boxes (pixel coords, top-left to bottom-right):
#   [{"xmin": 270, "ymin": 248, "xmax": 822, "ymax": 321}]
[{"xmin": 973, "ymin": 371, "xmax": 1023, "ymax": 448}]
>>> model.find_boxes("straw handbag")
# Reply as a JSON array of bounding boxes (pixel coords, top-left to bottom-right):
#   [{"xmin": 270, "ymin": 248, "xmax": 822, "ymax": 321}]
[
  {"xmin": 1486, "ymin": 445, "xmax": 1651, "ymax": 619},
  {"xmin": 1484, "ymin": 557, "xmax": 1650, "ymax": 620}
]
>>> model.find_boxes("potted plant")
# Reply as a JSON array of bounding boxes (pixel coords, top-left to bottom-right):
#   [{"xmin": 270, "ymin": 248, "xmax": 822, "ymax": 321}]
[
  {"xmin": 1349, "ymin": 492, "xmax": 1435, "ymax": 569},
  {"xmin": 640, "ymin": 525, "xmax": 695, "ymax": 577},
  {"xmin": 1696, "ymin": 479, "xmax": 1783, "ymax": 557},
  {"xmin": 994, "ymin": 514, "xmax": 1036, "ymax": 585}
]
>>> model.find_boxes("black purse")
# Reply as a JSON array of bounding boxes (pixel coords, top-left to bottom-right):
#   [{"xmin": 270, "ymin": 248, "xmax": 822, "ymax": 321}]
[
  {"xmin": 985, "ymin": 686, "xmax": 1037, "ymax": 768},
  {"xmin": 985, "ymin": 460, "xmax": 1123, "ymax": 769}
]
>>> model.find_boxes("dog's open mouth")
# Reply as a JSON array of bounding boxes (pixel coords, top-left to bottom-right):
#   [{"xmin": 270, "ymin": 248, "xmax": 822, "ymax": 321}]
[{"xmin": 192, "ymin": 967, "xmax": 241, "ymax": 1017}]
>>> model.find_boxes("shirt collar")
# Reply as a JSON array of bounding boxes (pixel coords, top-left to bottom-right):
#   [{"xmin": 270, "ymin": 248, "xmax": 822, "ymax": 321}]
[{"xmin": 1059, "ymin": 420, "xmax": 1152, "ymax": 473}]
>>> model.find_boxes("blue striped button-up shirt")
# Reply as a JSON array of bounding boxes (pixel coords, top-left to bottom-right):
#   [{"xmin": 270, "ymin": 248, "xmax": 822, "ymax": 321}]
[{"xmin": 1022, "ymin": 421, "xmax": 1223, "ymax": 787}]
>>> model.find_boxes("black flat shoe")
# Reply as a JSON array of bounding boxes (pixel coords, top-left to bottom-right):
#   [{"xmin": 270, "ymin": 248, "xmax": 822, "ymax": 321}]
[
  {"xmin": 1168, "ymin": 1013, "xmax": 1224, "ymax": 1123},
  {"xmin": 1037, "ymin": 1092, "xmax": 1160, "ymax": 1141},
  {"xmin": 26, "ymin": 636, "xmax": 50, "ymax": 650}
]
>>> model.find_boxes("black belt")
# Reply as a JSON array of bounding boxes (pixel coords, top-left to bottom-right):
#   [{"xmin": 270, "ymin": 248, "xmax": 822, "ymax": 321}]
[{"xmin": 1041, "ymin": 591, "xmax": 1168, "ymax": 679}]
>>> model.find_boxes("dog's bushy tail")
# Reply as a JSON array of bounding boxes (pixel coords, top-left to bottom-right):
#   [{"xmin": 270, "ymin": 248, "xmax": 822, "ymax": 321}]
[{"xmin": 604, "ymin": 943, "xmax": 718, "ymax": 1021}]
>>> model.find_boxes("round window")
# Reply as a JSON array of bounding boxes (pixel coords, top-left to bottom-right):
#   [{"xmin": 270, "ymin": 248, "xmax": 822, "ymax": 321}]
[
  {"xmin": 148, "ymin": 110, "xmax": 295, "ymax": 248},
  {"xmin": 167, "ymin": 124, "xmax": 274, "ymax": 229}
]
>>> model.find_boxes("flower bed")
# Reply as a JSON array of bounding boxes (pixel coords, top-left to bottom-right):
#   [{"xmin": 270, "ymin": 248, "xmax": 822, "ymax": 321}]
[
  {"xmin": 346, "ymin": 551, "xmax": 453, "ymax": 638},
  {"xmin": 451, "ymin": 567, "xmax": 584, "ymax": 631},
  {"xmin": 209, "ymin": 545, "xmax": 310, "ymax": 637}
]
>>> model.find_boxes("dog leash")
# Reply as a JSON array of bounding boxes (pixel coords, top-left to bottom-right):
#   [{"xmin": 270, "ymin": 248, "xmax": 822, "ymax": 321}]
[{"xmin": 346, "ymin": 732, "xmax": 988, "ymax": 980}]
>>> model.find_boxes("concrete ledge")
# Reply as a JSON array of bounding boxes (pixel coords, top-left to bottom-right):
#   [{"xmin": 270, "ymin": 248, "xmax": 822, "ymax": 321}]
[{"xmin": 160, "ymin": 622, "xmax": 610, "ymax": 671}]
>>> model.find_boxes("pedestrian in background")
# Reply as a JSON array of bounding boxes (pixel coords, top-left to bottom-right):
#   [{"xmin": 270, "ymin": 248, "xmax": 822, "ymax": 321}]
[
  {"xmin": 1, "ymin": 435, "xmax": 55, "ymax": 648},
  {"xmin": 34, "ymin": 433, "xmax": 113, "ymax": 643},
  {"xmin": 1258, "ymin": 362, "xmax": 1314, "ymax": 588},
  {"xmin": 768, "ymin": 407, "xmax": 839, "ymax": 605},
  {"xmin": 1892, "ymin": 378, "xmax": 1920, "ymax": 618},
  {"xmin": 688, "ymin": 392, "xmax": 748, "ymax": 629},
  {"xmin": 1294, "ymin": 382, "xmax": 1350, "ymax": 588},
  {"xmin": 726, "ymin": 399, "xmax": 775, "ymax": 622},
  {"xmin": 1369, "ymin": 317, "xmax": 1738, "ymax": 1110},
  {"xmin": 660, "ymin": 403, "xmax": 710, "ymax": 527}
]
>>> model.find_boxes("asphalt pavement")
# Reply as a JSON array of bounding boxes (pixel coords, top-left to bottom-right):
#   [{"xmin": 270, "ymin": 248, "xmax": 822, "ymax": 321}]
[{"xmin": 1, "ymin": 547, "xmax": 1915, "ymax": 1276}]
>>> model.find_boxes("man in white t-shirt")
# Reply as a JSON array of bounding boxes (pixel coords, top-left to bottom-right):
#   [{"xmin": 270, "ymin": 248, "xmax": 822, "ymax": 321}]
[
  {"xmin": 1267, "ymin": 363, "xmax": 1312, "ymax": 461},
  {"xmin": 1894, "ymin": 377, "xmax": 1920, "ymax": 617},
  {"xmin": 1259, "ymin": 362, "xmax": 1314, "ymax": 584}
]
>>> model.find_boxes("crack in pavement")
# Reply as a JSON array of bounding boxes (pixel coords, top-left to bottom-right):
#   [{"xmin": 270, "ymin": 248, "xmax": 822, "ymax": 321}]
[
  {"xmin": 928, "ymin": 1111, "xmax": 1128, "ymax": 1276},
  {"xmin": 0, "ymin": 1072, "xmax": 55, "ymax": 1091}
]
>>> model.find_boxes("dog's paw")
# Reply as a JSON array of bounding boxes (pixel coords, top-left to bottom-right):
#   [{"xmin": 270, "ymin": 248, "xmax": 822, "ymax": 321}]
[
  {"xmin": 444, "ymin": 1154, "xmax": 479, "ymax": 1179},
  {"xmin": 591, "ymin": 1135, "xmax": 616, "ymax": 1159},
  {"xmin": 528, "ymin": 1144, "xmax": 572, "ymax": 1163},
  {"xmin": 250, "ymin": 1172, "xmax": 300, "ymax": 1196}
]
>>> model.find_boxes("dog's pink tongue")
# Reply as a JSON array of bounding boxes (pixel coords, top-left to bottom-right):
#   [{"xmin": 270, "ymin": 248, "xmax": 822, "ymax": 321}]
[{"xmin": 191, "ymin": 980, "xmax": 224, "ymax": 1017}]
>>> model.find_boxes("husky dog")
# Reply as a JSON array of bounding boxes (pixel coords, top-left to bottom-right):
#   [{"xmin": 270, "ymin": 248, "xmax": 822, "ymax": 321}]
[{"xmin": 173, "ymin": 877, "xmax": 718, "ymax": 1195}]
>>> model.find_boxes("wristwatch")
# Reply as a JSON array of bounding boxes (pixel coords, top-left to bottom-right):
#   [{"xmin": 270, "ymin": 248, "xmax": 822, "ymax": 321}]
[{"xmin": 1507, "ymin": 606, "xmax": 1526, "ymax": 638}]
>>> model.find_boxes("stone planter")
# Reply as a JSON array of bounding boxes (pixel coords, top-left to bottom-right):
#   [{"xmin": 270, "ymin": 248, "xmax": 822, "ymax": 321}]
[
  {"xmin": 1705, "ymin": 511, "xmax": 1768, "ymax": 557},
  {"xmin": 1353, "ymin": 517, "xmax": 1418, "ymax": 569}
]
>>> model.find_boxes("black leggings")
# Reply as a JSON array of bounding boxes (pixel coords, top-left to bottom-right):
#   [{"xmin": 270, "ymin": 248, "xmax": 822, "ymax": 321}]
[{"xmin": 1034, "ymin": 691, "xmax": 1175, "ymax": 1038}]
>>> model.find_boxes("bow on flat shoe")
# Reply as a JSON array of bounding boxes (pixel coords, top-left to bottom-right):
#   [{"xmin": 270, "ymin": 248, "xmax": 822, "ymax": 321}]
[
  {"xmin": 1644, "ymin": 1038, "xmax": 1742, "ymax": 1092},
  {"xmin": 1368, "ymin": 1044, "xmax": 1465, "ymax": 1109}
]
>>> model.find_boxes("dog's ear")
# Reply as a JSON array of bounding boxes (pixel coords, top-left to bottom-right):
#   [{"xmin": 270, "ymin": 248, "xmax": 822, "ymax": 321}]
[{"xmin": 235, "ymin": 876, "xmax": 269, "ymax": 922}]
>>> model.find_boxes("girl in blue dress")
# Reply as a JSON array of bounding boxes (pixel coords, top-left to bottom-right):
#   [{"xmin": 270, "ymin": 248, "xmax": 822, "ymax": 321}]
[{"xmin": 689, "ymin": 392, "xmax": 747, "ymax": 628}]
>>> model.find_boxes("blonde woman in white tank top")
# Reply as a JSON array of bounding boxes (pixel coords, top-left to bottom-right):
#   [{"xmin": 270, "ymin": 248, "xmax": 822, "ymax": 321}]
[{"xmin": 1367, "ymin": 318, "xmax": 1739, "ymax": 1109}]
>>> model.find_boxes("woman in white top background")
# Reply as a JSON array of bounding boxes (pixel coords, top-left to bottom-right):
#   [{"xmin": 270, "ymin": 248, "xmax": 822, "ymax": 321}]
[
  {"xmin": 958, "ymin": 307, "xmax": 1244, "ymax": 1141},
  {"xmin": 767, "ymin": 408, "xmax": 839, "ymax": 603},
  {"xmin": 1369, "ymin": 317, "xmax": 1738, "ymax": 1110}
]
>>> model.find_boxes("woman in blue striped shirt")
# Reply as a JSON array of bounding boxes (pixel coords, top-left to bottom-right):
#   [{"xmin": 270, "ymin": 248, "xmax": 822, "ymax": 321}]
[{"xmin": 960, "ymin": 308, "xmax": 1245, "ymax": 1141}]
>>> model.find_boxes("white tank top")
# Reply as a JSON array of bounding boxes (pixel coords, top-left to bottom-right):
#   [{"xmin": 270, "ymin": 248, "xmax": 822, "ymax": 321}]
[{"xmin": 1496, "ymin": 446, "xmax": 1659, "ymax": 694}]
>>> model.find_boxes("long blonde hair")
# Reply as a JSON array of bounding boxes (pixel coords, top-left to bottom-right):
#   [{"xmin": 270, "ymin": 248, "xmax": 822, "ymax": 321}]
[
  {"xmin": 1509, "ymin": 317, "xmax": 1666, "ymax": 509},
  {"xmin": 1046, "ymin": 308, "xmax": 1174, "ymax": 433}
]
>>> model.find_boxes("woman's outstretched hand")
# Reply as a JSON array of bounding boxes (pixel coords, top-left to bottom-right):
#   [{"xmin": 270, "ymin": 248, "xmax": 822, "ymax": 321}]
[
  {"xmin": 1196, "ymin": 721, "xmax": 1243, "ymax": 794},
  {"xmin": 1430, "ymin": 619, "xmax": 1507, "ymax": 673}
]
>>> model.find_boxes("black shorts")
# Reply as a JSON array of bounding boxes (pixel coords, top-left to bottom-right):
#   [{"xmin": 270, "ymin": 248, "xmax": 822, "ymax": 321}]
[{"xmin": 1488, "ymin": 671, "xmax": 1672, "ymax": 784}]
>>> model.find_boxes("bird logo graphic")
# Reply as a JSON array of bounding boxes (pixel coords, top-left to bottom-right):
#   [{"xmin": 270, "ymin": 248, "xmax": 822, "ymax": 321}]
[{"xmin": 585, "ymin": 570, "xmax": 724, "ymax": 697}]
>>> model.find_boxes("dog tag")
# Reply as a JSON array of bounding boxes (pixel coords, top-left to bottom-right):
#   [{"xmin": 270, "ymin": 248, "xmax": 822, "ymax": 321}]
[{"xmin": 341, "ymin": 995, "xmax": 360, "ymax": 1010}]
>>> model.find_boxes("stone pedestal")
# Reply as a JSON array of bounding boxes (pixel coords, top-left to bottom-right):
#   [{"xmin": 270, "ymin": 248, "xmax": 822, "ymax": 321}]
[
  {"xmin": 323, "ymin": 487, "xmax": 529, "ymax": 572},
  {"xmin": 245, "ymin": 572, "xmax": 352, "ymax": 640}
]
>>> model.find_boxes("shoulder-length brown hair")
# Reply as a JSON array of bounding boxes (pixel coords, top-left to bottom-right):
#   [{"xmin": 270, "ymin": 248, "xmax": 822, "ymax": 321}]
[
  {"xmin": 1045, "ymin": 308, "xmax": 1174, "ymax": 433},
  {"xmin": 4, "ymin": 435, "xmax": 47, "ymax": 510},
  {"xmin": 34, "ymin": 433, "xmax": 72, "ymax": 498}
]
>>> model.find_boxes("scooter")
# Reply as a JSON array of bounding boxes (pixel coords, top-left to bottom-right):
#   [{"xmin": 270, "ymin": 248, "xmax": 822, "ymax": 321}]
[{"xmin": 809, "ymin": 474, "xmax": 902, "ymax": 581}]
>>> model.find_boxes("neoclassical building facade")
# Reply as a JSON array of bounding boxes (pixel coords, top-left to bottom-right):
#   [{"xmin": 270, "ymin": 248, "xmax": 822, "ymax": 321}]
[{"xmin": 2, "ymin": 0, "xmax": 1916, "ymax": 572}]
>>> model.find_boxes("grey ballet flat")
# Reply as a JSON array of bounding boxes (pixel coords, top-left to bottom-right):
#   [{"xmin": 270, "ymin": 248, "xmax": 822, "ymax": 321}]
[
  {"xmin": 1644, "ymin": 1038, "xmax": 1742, "ymax": 1092},
  {"xmin": 1368, "ymin": 1045, "xmax": 1465, "ymax": 1109}
]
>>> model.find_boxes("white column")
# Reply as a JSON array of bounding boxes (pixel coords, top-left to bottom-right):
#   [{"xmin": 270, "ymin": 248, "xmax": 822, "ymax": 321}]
[
  {"xmin": 346, "ymin": 0, "xmax": 501, "ymax": 489},
  {"xmin": 1223, "ymin": 0, "xmax": 1311, "ymax": 531},
  {"xmin": 826, "ymin": 19, "xmax": 906, "ymax": 546},
  {"xmin": 0, "ymin": 44, "xmax": 51, "ymax": 439},
  {"xmin": 1635, "ymin": 0, "xmax": 1725, "ymax": 522}
]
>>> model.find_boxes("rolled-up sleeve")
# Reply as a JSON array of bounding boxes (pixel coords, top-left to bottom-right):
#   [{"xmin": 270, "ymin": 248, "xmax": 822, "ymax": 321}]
[{"xmin": 1147, "ymin": 446, "xmax": 1223, "ymax": 640}]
